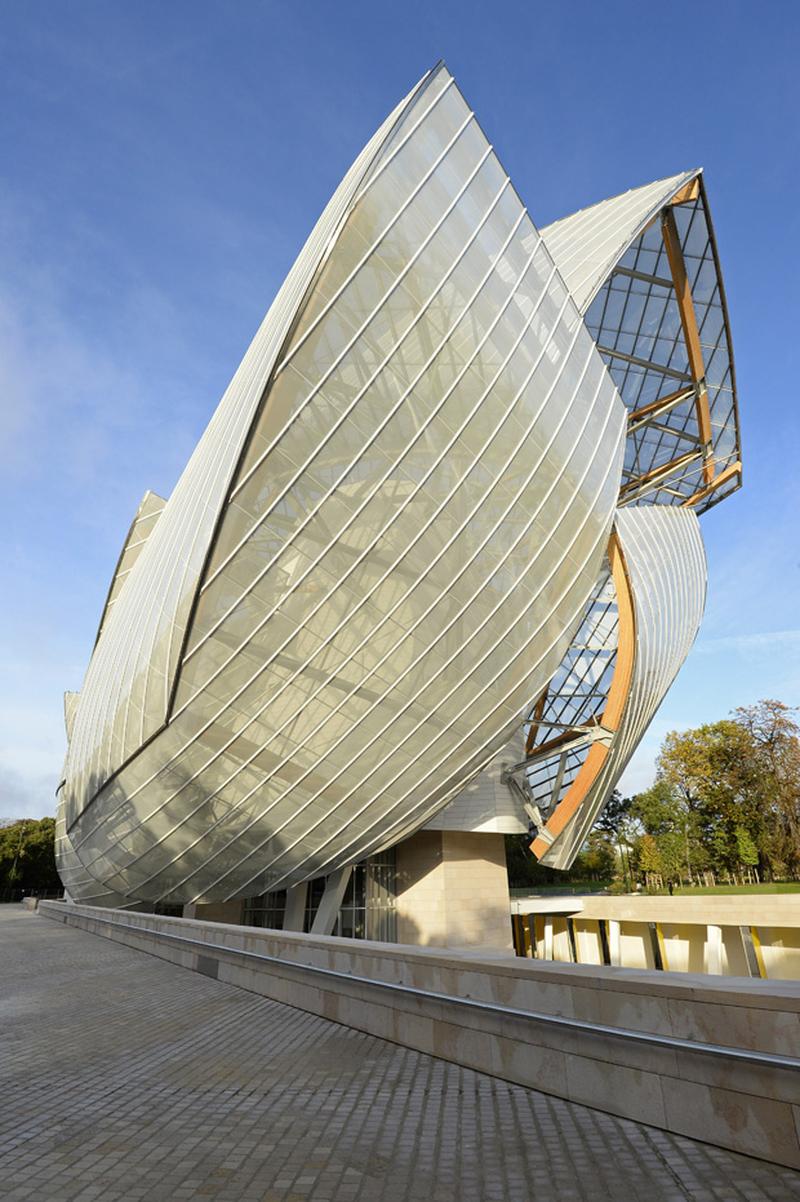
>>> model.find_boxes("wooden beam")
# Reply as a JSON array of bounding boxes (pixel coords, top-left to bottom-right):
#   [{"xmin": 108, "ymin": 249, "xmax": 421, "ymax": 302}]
[
  {"xmin": 619, "ymin": 449, "xmax": 701, "ymax": 498},
  {"xmin": 680, "ymin": 461, "xmax": 742, "ymax": 508},
  {"xmin": 525, "ymin": 687, "xmax": 549, "ymax": 755},
  {"xmin": 601, "ymin": 534, "xmax": 635, "ymax": 731},
  {"xmin": 530, "ymin": 744, "xmax": 610, "ymax": 857},
  {"xmin": 529, "ymin": 532, "xmax": 636, "ymax": 861},
  {"xmin": 661, "ymin": 208, "xmax": 714, "ymax": 484},
  {"xmin": 669, "ymin": 178, "xmax": 701, "ymax": 206},
  {"xmin": 627, "ymin": 385, "xmax": 696, "ymax": 425},
  {"xmin": 523, "ymin": 727, "xmax": 593, "ymax": 763}
]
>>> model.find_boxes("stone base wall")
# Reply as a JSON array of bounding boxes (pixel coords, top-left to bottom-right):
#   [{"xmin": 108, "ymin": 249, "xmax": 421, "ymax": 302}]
[
  {"xmin": 396, "ymin": 830, "xmax": 513, "ymax": 950},
  {"xmin": 38, "ymin": 900, "xmax": 800, "ymax": 1169}
]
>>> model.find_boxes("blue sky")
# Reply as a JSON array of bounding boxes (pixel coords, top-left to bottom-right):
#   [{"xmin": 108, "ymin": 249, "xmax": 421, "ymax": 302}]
[{"xmin": 1, "ymin": 0, "xmax": 798, "ymax": 819}]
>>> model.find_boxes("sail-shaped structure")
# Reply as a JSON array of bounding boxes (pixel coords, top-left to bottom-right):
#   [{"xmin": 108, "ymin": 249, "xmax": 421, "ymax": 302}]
[{"xmin": 57, "ymin": 63, "xmax": 741, "ymax": 913}]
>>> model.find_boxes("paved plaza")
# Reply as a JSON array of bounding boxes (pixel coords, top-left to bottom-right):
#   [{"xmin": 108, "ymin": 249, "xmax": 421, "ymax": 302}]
[{"xmin": 2, "ymin": 907, "xmax": 799, "ymax": 1202}]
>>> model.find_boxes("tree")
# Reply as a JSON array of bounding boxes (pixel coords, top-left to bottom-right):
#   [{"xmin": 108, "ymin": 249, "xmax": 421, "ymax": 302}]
[
  {"xmin": 630, "ymin": 777, "xmax": 702, "ymax": 883},
  {"xmin": 596, "ymin": 790, "xmax": 637, "ymax": 887},
  {"xmin": 638, "ymin": 833, "xmax": 663, "ymax": 878},
  {"xmin": 627, "ymin": 700, "xmax": 800, "ymax": 883},
  {"xmin": 0, "ymin": 818, "xmax": 61, "ymax": 895},
  {"xmin": 733, "ymin": 700, "xmax": 800, "ymax": 878},
  {"xmin": 656, "ymin": 720, "xmax": 765, "ymax": 877}
]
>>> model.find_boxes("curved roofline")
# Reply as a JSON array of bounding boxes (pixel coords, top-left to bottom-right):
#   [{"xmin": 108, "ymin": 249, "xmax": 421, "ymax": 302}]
[
  {"xmin": 542, "ymin": 168, "xmax": 702, "ymax": 314},
  {"xmin": 66, "ymin": 65, "xmax": 443, "ymax": 837}
]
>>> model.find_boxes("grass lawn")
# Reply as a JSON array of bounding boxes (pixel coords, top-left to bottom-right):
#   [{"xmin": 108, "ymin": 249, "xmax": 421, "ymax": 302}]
[
  {"xmin": 510, "ymin": 882, "xmax": 800, "ymax": 897},
  {"xmin": 509, "ymin": 883, "xmax": 611, "ymax": 897},
  {"xmin": 664, "ymin": 882, "xmax": 800, "ymax": 896}
]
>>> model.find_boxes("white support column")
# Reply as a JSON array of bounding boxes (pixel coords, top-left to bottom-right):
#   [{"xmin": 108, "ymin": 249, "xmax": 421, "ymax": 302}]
[
  {"xmin": 543, "ymin": 916, "xmax": 554, "ymax": 960},
  {"xmin": 609, "ymin": 919, "xmax": 621, "ymax": 967},
  {"xmin": 283, "ymin": 882, "xmax": 309, "ymax": 932},
  {"xmin": 706, "ymin": 923, "xmax": 723, "ymax": 974},
  {"xmin": 182, "ymin": 903, "xmax": 197, "ymax": 919},
  {"xmin": 310, "ymin": 867, "xmax": 352, "ymax": 937}
]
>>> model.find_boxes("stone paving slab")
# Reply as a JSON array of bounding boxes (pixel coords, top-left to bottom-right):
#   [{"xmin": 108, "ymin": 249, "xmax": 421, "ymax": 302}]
[{"xmin": 2, "ymin": 906, "xmax": 799, "ymax": 1202}]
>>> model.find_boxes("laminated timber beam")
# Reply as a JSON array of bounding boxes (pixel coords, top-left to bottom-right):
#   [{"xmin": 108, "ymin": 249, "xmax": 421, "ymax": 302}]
[
  {"xmin": 619, "ymin": 449, "xmax": 702, "ymax": 502},
  {"xmin": 529, "ymin": 532, "xmax": 635, "ymax": 860},
  {"xmin": 669, "ymin": 178, "xmax": 701, "ymax": 206},
  {"xmin": 660, "ymin": 207, "xmax": 715, "ymax": 484},
  {"xmin": 681, "ymin": 461, "xmax": 742, "ymax": 509},
  {"xmin": 627, "ymin": 385, "xmax": 696, "ymax": 432}
]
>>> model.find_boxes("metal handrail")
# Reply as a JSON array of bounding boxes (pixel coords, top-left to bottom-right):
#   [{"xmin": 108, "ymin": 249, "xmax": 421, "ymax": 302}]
[{"xmin": 43, "ymin": 905, "xmax": 800, "ymax": 1074}]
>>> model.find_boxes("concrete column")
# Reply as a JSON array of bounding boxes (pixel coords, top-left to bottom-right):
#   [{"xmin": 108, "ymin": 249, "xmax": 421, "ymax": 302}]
[
  {"xmin": 706, "ymin": 923, "xmax": 723, "ymax": 974},
  {"xmin": 310, "ymin": 867, "xmax": 352, "ymax": 936},
  {"xmin": 608, "ymin": 919, "xmax": 621, "ymax": 967},
  {"xmin": 543, "ymin": 916, "xmax": 554, "ymax": 961},
  {"xmin": 395, "ymin": 830, "xmax": 513, "ymax": 951},
  {"xmin": 283, "ymin": 882, "xmax": 308, "ymax": 932}
]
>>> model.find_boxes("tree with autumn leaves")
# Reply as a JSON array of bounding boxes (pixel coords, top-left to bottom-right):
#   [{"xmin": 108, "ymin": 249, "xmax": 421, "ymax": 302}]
[
  {"xmin": 629, "ymin": 700, "xmax": 800, "ymax": 882},
  {"xmin": 507, "ymin": 699, "xmax": 800, "ymax": 889}
]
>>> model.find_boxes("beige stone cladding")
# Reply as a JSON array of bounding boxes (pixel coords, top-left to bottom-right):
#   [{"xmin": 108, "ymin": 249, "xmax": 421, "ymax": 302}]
[{"xmin": 396, "ymin": 829, "xmax": 513, "ymax": 951}]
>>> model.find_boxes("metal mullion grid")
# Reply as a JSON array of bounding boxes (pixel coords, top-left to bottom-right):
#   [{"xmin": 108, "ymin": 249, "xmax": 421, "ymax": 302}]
[
  {"xmin": 644, "ymin": 201, "xmax": 716, "ymax": 501},
  {"xmin": 531, "ymin": 579, "xmax": 613, "ymax": 724},
  {"xmin": 592, "ymin": 252, "xmax": 686, "ymax": 489},
  {"xmin": 624, "ymin": 251, "xmax": 691, "ymax": 481},
  {"xmin": 76, "ymin": 212, "xmax": 565, "ymax": 867},
  {"xmin": 523, "ymin": 569, "xmax": 619, "ymax": 815},
  {"xmin": 536, "ymin": 620, "xmax": 617, "ymax": 733},
  {"xmin": 530, "ymin": 583, "xmax": 618, "ymax": 739},
  {"xmin": 538, "ymin": 650, "xmax": 617, "ymax": 737},
  {"xmin": 614, "ymin": 211, "xmax": 701, "ymax": 495},
  {"xmin": 694, "ymin": 271, "xmax": 736, "ymax": 467},
  {"xmin": 194, "ymin": 173, "xmax": 514, "ymax": 630},
  {"xmin": 198, "ymin": 334, "xmax": 622, "ymax": 897},
  {"xmin": 102, "ymin": 250, "xmax": 604, "ymax": 889}
]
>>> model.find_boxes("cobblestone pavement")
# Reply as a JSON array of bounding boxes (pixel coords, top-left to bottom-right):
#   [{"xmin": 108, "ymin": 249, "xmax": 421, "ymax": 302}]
[{"xmin": 2, "ymin": 907, "xmax": 799, "ymax": 1202}]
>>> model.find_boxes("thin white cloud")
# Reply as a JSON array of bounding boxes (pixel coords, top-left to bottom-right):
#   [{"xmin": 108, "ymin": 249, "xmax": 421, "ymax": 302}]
[{"xmin": 695, "ymin": 630, "xmax": 800, "ymax": 655}]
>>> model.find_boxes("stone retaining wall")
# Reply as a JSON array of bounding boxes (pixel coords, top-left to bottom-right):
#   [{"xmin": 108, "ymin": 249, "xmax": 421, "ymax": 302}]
[{"xmin": 39, "ymin": 900, "xmax": 800, "ymax": 1169}]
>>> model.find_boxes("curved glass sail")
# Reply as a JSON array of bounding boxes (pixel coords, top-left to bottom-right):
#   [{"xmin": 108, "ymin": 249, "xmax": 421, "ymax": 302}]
[{"xmin": 62, "ymin": 64, "xmax": 624, "ymax": 905}]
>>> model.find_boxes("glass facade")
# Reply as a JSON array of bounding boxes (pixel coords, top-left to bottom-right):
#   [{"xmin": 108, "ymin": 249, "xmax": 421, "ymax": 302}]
[
  {"xmin": 241, "ymin": 849, "xmax": 397, "ymax": 941},
  {"xmin": 55, "ymin": 65, "xmax": 741, "ymax": 908},
  {"xmin": 59, "ymin": 62, "xmax": 624, "ymax": 906},
  {"xmin": 523, "ymin": 506, "xmax": 707, "ymax": 868}
]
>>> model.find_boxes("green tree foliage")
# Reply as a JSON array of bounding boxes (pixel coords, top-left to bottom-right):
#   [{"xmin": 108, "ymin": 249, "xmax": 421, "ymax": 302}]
[
  {"xmin": 508, "ymin": 699, "xmax": 800, "ymax": 890},
  {"xmin": 505, "ymin": 828, "xmax": 616, "ymax": 889},
  {"xmin": 637, "ymin": 833, "xmax": 663, "ymax": 877},
  {"xmin": 627, "ymin": 700, "xmax": 800, "ymax": 882},
  {"xmin": 0, "ymin": 817, "xmax": 61, "ymax": 895}
]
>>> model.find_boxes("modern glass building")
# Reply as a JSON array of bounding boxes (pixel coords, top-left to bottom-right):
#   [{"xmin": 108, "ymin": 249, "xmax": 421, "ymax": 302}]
[{"xmin": 57, "ymin": 63, "xmax": 741, "ymax": 948}]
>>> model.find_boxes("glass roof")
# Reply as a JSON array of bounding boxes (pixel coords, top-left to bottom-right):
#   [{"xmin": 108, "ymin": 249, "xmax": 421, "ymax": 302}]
[
  {"xmin": 522, "ymin": 561, "xmax": 617, "ymax": 818},
  {"xmin": 584, "ymin": 184, "xmax": 741, "ymax": 512}
]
